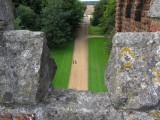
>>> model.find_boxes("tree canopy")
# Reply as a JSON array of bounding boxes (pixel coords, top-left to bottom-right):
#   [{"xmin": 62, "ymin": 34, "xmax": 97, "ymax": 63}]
[
  {"xmin": 92, "ymin": 0, "xmax": 116, "ymax": 35},
  {"xmin": 42, "ymin": 0, "xmax": 85, "ymax": 47},
  {"xmin": 100, "ymin": 0, "xmax": 116, "ymax": 34},
  {"xmin": 12, "ymin": 0, "xmax": 85, "ymax": 48},
  {"xmin": 92, "ymin": 0, "xmax": 107, "ymax": 26}
]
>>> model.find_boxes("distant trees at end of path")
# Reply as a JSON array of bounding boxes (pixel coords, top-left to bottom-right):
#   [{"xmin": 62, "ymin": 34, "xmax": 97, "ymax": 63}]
[{"xmin": 12, "ymin": 0, "xmax": 85, "ymax": 48}]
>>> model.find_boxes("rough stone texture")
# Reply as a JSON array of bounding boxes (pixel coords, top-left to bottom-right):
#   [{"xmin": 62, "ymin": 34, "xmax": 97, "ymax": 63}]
[
  {"xmin": 123, "ymin": 111, "xmax": 158, "ymax": 120},
  {"xmin": 0, "ymin": 30, "xmax": 57, "ymax": 104},
  {"xmin": 106, "ymin": 32, "xmax": 160, "ymax": 110},
  {"xmin": 148, "ymin": 0, "xmax": 160, "ymax": 18},
  {"xmin": 0, "ymin": 90, "xmax": 158, "ymax": 120},
  {"xmin": 43, "ymin": 90, "xmax": 119, "ymax": 120},
  {"xmin": 0, "ymin": 0, "xmax": 15, "ymax": 30},
  {"xmin": 0, "ymin": 113, "xmax": 36, "ymax": 120},
  {"xmin": 116, "ymin": 0, "xmax": 160, "ymax": 32},
  {"xmin": 0, "ymin": 90, "xmax": 113, "ymax": 120}
]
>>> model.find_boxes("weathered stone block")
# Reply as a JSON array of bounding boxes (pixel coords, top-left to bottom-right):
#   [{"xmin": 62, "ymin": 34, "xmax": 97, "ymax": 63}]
[
  {"xmin": 0, "ymin": 30, "xmax": 57, "ymax": 104},
  {"xmin": 0, "ymin": 90, "xmax": 121, "ymax": 120},
  {"xmin": 106, "ymin": 32, "xmax": 160, "ymax": 109},
  {"xmin": 0, "ymin": 90, "xmax": 158, "ymax": 120},
  {"xmin": 147, "ymin": 0, "xmax": 160, "ymax": 18},
  {"xmin": 0, "ymin": 0, "xmax": 15, "ymax": 30}
]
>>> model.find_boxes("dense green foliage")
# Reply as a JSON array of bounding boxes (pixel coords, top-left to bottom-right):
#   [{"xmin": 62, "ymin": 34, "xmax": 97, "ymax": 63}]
[
  {"xmin": 88, "ymin": 37, "xmax": 109, "ymax": 92},
  {"xmin": 41, "ymin": 0, "xmax": 72, "ymax": 47},
  {"xmin": 51, "ymin": 41, "xmax": 74, "ymax": 89},
  {"xmin": 12, "ymin": 0, "xmax": 30, "ymax": 7},
  {"xmin": 92, "ymin": 0, "xmax": 107, "ymax": 26},
  {"xmin": 100, "ymin": 0, "xmax": 116, "ymax": 35},
  {"xmin": 42, "ymin": 0, "xmax": 85, "ymax": 47},
  {"xmin": 12, "ymin": 0, "xmax": 85, "ymax": 48},
  {"xmin": 12, "ymin": 0, "xmax": 46, "ymax": 30},
  {"xmin": 92, "ymin": 0, "xmax": 116, "ymax": 35},
  {"xmin": 13, "ymin": 17, "xmax": 22, "ymax": 29},
  {"xmin": 12, "ymin": 0, "xmax": 47, "ymax": 11},
  {"xmin": 16, "ymin": 5, "xmax": 37, "ymax": 30}
]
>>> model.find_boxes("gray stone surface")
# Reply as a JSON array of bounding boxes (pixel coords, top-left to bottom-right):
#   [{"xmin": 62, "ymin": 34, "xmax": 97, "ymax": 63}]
[
  {"xmin": 0, "ymin": 90, "xmax": 114, "ymax": 120},
  {"xmin": 106, "ymin": 32, "xmax": 160, "ymax": 110},
  {"xmin": 123, "ymin": 111, "xmax": 158, "ymax": 120},
  {"xmin": 0, "ymin": 30, "xmax": 57, "ymax": 104},
  {"xmin": 0, "ymin": 90, "xmax": 158, "ymax": 120},
  {"xmin": 43, "ymin": 90, "xmax": 114, "ymax": 120},
  {"xmin": 0, "ymin": 0, "xmax": 15, "ymax": 30},
  {"xmin": 147, "ymin": 0, "xmax": 160, "ymax": 18}
]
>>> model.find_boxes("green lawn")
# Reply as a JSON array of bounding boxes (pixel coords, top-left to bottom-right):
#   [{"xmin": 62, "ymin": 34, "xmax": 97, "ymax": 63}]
[
  {"xmin": 50, "ymin": 37, "xmax": 111, "ymax": 92},
  {"xmin": 50, "ymin": 41, "xmax": 74, "ymax": 89},
  {"xmin": 88, "ymin": 25, "xmax": 103, "ymax": 35},
  {"xmin": 88, "ymin": 37, "xmax": 110, "ymax": 92}
]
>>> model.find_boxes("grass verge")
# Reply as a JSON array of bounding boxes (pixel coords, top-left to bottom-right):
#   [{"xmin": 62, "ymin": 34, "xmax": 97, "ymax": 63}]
[
  {"xmin": 88, "ymin": 25, "xmax": 103, "ymax": 35},
  {"xmin": 50, "ymin": 41, "xmax": 74, "ymax": 89},
  {"xmin": 88, "ymin": 37, "xmax": 110, "ymax": 92}
]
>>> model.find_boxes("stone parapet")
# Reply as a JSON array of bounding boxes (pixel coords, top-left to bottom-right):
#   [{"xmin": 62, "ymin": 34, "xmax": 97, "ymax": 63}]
[
  {"xmin": 0, "ymin": 30, "xmax": 57, "ymax": 105},
  {"xmin": 106, "ymin": 32, "xmax": 160, "ymax": 110},
  {"xmin": 147, "ymin": 0, "xmax": 160, "ymax": 18},
  {"xmin": 0, "ymin": 0, "xmax": 15, "ymax": 30},
  {"xmin": 0, "ymin": 90, "xmax": 158, "ymax": 120}
]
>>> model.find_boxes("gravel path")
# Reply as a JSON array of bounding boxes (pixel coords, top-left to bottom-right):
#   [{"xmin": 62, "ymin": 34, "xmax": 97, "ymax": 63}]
[{"xmin": 68, "ymin": 23, "xmax": 88, "ymax": 90}]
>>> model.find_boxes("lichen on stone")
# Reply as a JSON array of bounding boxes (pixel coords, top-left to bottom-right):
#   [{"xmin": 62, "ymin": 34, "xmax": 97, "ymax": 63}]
[
  {"xmin": 120, "ymin": 47, "xmax": 135, "ymax": 67},
  {"xmin": 148, "ymin": 112, "xmax": 160, "ymax": 118}
]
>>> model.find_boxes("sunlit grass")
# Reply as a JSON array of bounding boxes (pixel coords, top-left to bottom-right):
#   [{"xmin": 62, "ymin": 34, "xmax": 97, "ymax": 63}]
[
  {"xmin": 88, "ymin": 37, "xmax": 110, "ymax": 92},
  {"xmin": 50, "ymin": 41, "xmax": 74, "ymax": 89},
  {"xmin": 88, "ymin": 25, "xmax": 103, "ymax": 35}
]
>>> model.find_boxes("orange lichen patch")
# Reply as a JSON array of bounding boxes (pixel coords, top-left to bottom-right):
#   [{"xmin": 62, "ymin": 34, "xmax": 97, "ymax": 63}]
[
  {"xmin": 120, "ymin": 48, "xmax": 135, "ymax": 58},
  {"xmin": 152, "ymin": 67, "xmax": 157, "ymax": 72},
  {"xmin": 148, "ymin": 112, "xmax": 160, "ymax": 118},
  {"xmin": 123, "ymin": 62, "xmax": 131, "ymax": 67},
  {"xmin": 152, "ymin": 78, "xmax": 160, "ymax": 86},
  {"xmin": 157, "ymin": 72, "xmax": 160, "ymax": 77},
  {"xmin": 152, "ymin": 67, "xmax": 160, "ymax": 77},
  {"xmin": 152, "ymin": 67, "xmax": 160, "ymax": 86},
  {"xmin": 120, "ymin": 47, "xmax": 135, "ymax": 67},
  {"xmin": 119, "ymin": 69, "xmax": 125, "ymax": 73}
]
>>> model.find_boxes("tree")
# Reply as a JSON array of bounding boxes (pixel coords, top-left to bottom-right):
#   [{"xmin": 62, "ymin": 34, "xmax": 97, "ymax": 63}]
[
  {"xmin": 42, "ymin": 0, "xmax": 71, "ymax": 47},
  {"xmin": 42, "ymin": 0, "xmax": 85, "ymax": 48},
  {"xmin": 92, "ymin": 0, "xmax": 108, "ymax": 26},
  {"xmin": 30, "ymin": 0, "xmax": 43, "ymax": 14},
  {"xmin": 12, "ymin": 0, "xmax": 30, "ymax": 8},
  {"xmin": 60, "ymin": 0, "xmax": 85, "ymax": 37},
  {"xmin": 16, "ymin": 5, "xmax": 36, "ymax": 30},
  {"xmin": 12, "ymin": 0, "xmax": 85, "ymax": 48},
  {"xmin": 12, "ymin": 0, "xmax": 44, "ymax": 14},
  {"xmin": 12, "ymin": 0, "xmax": 47, "ymax": 31},
  {"xmin": 100, "ymin": 0, "xmax": 116, "ymax": 34}
]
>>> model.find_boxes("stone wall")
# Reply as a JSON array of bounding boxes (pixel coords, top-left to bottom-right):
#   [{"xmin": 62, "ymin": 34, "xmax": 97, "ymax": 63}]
[
  {"xmin": 0, "ymin": 30, "xmax": 57, "ymax": 119},
  {"xmin": 0, "ymin": 89, "xmax": 159, "ymax": 120},
  {"xmin": 106, "ymin": 32, "xmax": 160, "ymax": 110},
  {"xmin": 0, "ymin": 0, "xmax": 160, "ymax": 120},
  {"xmin": 0, "ymin": 0, "xmax": 15, "ymax": 30},
  {"xmin": 0, "ymin": 30, "xmax": 57, "ymax": 104},
  {"xmin": 0, "ymin": 31, "xmax": 159, "ymax": 120},
  {"xmin": 116, "ymin": 0, "xmax": 160, "ymax": 32}
]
